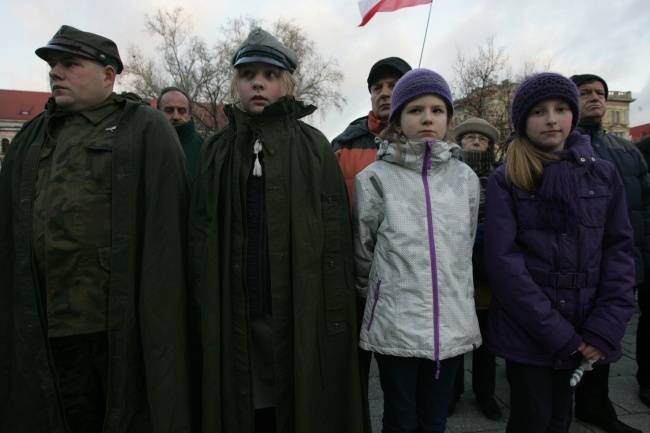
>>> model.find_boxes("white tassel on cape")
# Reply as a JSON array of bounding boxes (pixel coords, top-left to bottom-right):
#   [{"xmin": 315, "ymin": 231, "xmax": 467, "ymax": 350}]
[{"xmin": 253, "ymin": 140, "xmax": 263, "ymax": 177}]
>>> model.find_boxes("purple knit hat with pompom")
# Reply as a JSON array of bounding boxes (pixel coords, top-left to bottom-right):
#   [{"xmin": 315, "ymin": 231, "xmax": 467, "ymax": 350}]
[
  {"xmin": 389, "ymin": 68, "xmax": 454, "ymax": 123},
  {"xmin": 510, "ymin": 72, "xmax": 581, "ymax": 136}
]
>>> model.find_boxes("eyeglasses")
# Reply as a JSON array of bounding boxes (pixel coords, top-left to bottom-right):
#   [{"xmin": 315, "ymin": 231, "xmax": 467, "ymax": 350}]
[{"xmin": 462, "ymin": 134, "xmax": 489, "ymax": 144}]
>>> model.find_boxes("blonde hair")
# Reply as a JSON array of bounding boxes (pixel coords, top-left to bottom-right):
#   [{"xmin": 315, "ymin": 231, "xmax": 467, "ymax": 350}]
[
  {"xmin": 228, "ymin": 67, "xmax": 297, "ymax": 110},
  {"xmin": 505, "ymin": 136, "xmax": 559, "ymax": 193}
]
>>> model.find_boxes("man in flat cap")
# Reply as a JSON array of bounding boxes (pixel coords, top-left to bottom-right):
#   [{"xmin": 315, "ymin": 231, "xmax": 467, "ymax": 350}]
[
  {"xmin": 332, "ymin": 57, "xmax": 411, "ymax": 209},
  {"xmin": 570, "ymin": 73, "xmax": 649, "ymax": 433},
  {"xmin": 157, "ymin": 87, "xmax": 204, "ymax": 177},
  {"xmin": 0, "ymin": 25, "xmax": 192, "ymax": 433}
]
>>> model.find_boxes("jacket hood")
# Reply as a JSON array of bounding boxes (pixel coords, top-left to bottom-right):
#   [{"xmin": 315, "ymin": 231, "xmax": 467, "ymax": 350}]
[
  {"xmin": 333, "ymin": 116, "xmax": 371, "ymax": 143},
  {"xmin": 376, "ymin": 138, "xmax": 461, "ymax": 171}
]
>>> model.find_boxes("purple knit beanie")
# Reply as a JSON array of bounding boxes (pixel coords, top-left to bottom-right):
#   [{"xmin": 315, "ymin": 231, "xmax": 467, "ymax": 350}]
[
  {"xmin": 510, "ymin": 72, "xmax": 581, "ymax": 136},
  {"xmin": 388, "ymin": 68, "xmax": 454, "ymax": 123}
]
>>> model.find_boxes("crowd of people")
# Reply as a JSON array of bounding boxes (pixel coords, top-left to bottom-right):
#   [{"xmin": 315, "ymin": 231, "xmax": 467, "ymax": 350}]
[{"xmin": 0, "ymin": 24, "xmax": 648, "ymax": 433}]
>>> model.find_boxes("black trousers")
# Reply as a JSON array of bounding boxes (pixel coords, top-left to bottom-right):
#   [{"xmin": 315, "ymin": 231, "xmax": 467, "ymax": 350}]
[
  {"xmin": 452, "ymin": 310, "xmax": 496, "ymax": 402},
  {"xmin": 637, "ymin": 285, "xmax": 650, "ymax": 387},
  {"xmin": 254, "ymin": 408, "xmax": 277, "ymax": 433},
  {"xmin": 574, "ymin": 363, "xmax": 617, "ymax": 424},
  {"xmin": 50, "ymin": 332, "xmax": 109, "ymax": 433},
  {"xmin": 505, "ymin": 361, "xmax": 574, "ymax": 433},
  {"xmin": 376, "ymin": 354, "xmax": 461, "ymax": 433}
]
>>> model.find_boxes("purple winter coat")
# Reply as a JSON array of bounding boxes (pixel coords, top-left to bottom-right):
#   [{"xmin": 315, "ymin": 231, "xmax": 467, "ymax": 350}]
[{"xmin": 484, "ymin": 132, "xmax": 635, "ymax": 369}]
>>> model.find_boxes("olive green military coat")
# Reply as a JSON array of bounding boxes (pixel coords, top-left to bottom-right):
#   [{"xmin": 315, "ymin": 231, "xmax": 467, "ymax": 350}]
[
  {"xmin": 0, "ymin": 94, "xmax": 193, "ymax": 433},
  {"xmin": 188, "ymin": 98, "xmax": 369, "ymax": 433}
]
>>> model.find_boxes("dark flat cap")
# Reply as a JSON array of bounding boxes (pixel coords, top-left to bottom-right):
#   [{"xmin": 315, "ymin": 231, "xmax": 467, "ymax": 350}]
[
  {"xmin": 36, "ymin": 25, "xmax": 123, "ymax": 74},
  {"xmin": 367, "ymin": 57, "xmax": 412, "ymax": 92},
  {"xmin": 570, "ymin": 74, "xmax": 609, "ymax": 100}
]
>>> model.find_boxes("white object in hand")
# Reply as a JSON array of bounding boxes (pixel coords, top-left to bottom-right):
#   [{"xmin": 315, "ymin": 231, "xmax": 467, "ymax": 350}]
[{"xmin": 570, "ymin": 358, "xmax": 595, "ymax": 387}]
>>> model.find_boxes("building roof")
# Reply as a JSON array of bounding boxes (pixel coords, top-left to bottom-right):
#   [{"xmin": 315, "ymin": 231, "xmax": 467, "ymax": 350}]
[
  {"xmin": 630, "ymin": 123, "xmax": 650, "ymax": 143},
  {"xmin": 0, "ymin": 89, "xmax": 50, "ymax": 121}
]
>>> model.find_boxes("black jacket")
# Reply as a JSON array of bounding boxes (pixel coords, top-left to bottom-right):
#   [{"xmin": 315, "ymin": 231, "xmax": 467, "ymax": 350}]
[{"xmin": 578, "ymin": 122, "xmax": 650, "ymax": 285}]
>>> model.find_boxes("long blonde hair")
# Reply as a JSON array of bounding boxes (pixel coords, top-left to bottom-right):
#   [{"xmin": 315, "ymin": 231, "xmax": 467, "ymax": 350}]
[
  {"xmin": 228, "ymin": 67, "xmax": 297, "ymax": 110},
  {"xmin": 505, "ymin": 135, "xmax": 559, "ymax": 193}
]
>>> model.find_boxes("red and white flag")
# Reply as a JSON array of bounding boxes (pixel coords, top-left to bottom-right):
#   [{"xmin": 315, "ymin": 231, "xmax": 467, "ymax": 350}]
[{"xmin": 358, "ymin": 0, "xmax": 432, "ymax": 26}]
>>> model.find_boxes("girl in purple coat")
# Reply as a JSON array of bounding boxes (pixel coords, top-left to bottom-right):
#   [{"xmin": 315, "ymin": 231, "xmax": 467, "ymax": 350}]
[{"xmin": 484, "ymin": 73, "xmax": 636, "ymax": 433}]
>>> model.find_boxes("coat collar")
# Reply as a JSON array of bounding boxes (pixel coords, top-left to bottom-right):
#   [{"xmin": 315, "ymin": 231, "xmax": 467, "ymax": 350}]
[
  {"xmin": 554, "ymin": 130, "xmax": 596, "ymax": 166},
  {"xmin": 376, "ymin": 138, "xmax": 460, "ymax": 171},
  {"xmin": 226, "ymin": 96, "xmax": 317, "ymax": 127},
  {"xmin": 174, "ymin": 118, "xmax": 198, "ymax": 141}
]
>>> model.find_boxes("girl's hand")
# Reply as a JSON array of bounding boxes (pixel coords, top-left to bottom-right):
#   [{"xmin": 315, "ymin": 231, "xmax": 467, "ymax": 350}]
[{"xmin": 578, "ymin": 342, "xmax": 605, "ymax": 361}]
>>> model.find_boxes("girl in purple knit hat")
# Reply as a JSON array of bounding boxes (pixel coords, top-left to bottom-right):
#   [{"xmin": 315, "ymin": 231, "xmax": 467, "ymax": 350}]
[
  {"xmin": 484, "ymin": 72, "xmax": 636, "ymax": 432},
  {"xmin": 353, "ymin": 68, "xmax": 482, "ymax": 433}
]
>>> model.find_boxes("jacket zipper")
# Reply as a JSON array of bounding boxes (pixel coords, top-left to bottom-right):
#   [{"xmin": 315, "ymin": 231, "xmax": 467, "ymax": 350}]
[
  {"xmin": 422, "ymin": 141, "xmax": 441, "ymax": 378},
  {"xmin": 367, "ymin": 279, "xmax": 381, "ymax": 331}
]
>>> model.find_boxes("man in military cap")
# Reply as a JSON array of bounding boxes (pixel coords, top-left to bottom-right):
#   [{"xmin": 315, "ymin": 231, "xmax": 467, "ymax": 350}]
[
  {"xmin": 0, "ymin": 25, "xmax": 192, "ymax": 433},
  {"xmin": 157, "ymin": 86, "xmax": 204, "ymax": 177}
]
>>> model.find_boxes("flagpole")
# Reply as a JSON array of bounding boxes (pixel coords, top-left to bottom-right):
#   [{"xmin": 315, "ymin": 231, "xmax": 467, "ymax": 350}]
[{"xmin": 418, "ymin": 1, "xmax": 433, "ymax": 67}]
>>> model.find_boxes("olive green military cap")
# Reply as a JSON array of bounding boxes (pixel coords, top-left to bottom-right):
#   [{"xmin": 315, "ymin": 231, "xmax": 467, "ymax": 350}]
[
  {"xmin": 231, "ymin": 27, "xmax": 297, "ymax": 74},
  {"xmin": 36, "ymin": 25, "xmax": 123, "ymax": 74}
]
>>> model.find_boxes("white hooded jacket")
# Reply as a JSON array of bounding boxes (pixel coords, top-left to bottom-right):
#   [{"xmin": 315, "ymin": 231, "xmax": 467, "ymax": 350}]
[{"xmin": 353, "ymin": 138, "xmax": 482, "ymax": 363}]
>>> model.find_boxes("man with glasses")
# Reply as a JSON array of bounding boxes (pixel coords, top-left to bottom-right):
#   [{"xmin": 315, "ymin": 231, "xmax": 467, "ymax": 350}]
[{"xmin": 570, "ymin": 74, "xmax": 648, "ymax": 433}]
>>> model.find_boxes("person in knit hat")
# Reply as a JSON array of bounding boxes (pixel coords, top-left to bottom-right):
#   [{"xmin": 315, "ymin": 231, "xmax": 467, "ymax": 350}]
[
  {"xmin": 448, "ymin": 117, "xmax": 502, "ymax": 421},
  {"xmin": 570, "ymin": 72, "xmax": 648, "ymax": 433},
  {"xmin": 353, "ymin": 68, "xmax": 481, "ymax": 433},
  {"xmin": 483, "ymin": 72, "xmax": 636, "ymax": 432},
  {"xmin": 188, "ymin": 27, "xmax": 368, "ymax": 433}
]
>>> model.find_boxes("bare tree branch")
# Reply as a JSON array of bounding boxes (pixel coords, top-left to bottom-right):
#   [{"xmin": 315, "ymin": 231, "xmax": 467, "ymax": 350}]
[
  {"xmin": 452, "ymin": 36, "xmax": 553, "ymax": 161},
  {"xmin": 122, "ymin": 9, "xmax": 345, "ymax": 134}
]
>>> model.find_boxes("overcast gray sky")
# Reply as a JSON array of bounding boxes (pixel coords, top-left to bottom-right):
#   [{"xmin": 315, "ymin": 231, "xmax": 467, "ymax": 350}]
[{"xmin": 2, "ymin": 0, "xmax": 649, "ymax": 140}]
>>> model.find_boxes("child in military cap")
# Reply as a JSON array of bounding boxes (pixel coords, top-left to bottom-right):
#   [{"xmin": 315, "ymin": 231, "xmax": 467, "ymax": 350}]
[{"xmin": 188, "ymin": 28, "xmax": 367, "ymax": 433}]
